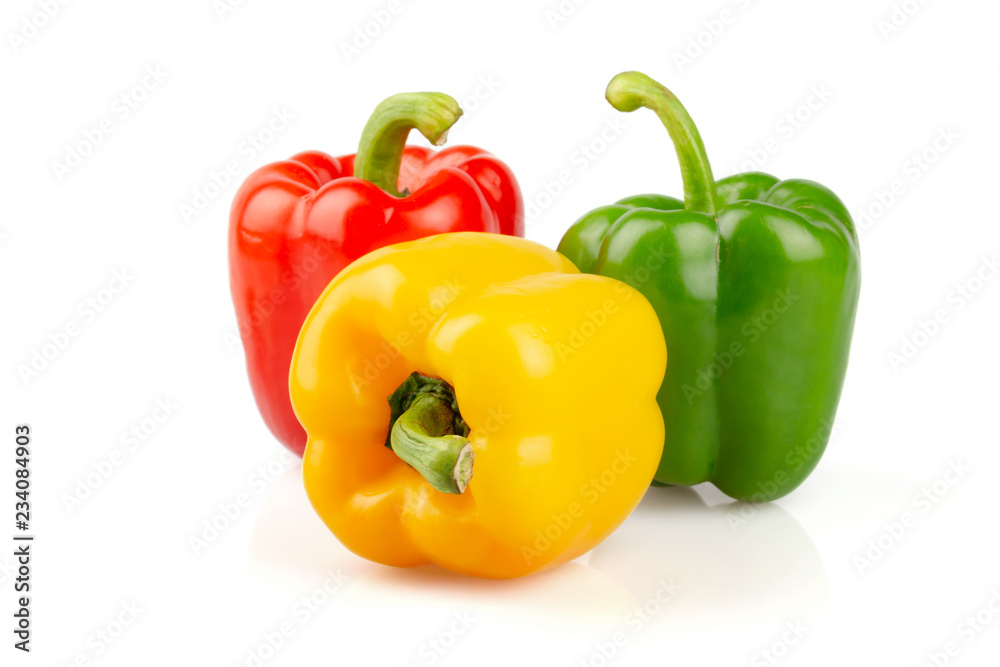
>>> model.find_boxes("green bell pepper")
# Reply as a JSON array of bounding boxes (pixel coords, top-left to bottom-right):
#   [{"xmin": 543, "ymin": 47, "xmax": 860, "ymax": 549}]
[{"xmin": 558, "ymin": 72, "xmax": 860, "ymax": 501}]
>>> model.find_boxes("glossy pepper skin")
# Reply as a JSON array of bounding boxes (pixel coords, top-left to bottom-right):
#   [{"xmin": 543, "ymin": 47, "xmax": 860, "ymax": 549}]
[
  {"xmin": 558, "ymin": 72, "xmax": 860, "ymax": 501},
  {"xmin": 290, "ymin": 233, "xmax": 665, "ymax": 578},
  {"xmin": 229, "ymin": 93, "xmax": 523, "ymax": 456}
]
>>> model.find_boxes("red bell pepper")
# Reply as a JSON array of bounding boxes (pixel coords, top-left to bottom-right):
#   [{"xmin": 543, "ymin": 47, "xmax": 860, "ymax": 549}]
[{"xmin": 229, "ymin": 92, "xmax": 524, "ymax": 455}]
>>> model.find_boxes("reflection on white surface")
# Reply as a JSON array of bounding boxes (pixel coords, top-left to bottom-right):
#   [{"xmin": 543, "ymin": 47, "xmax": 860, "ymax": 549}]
[
  {"xmin": 589, "ymin": 485, "xmax": 829, "ymax": 629},
  {"xmin": 249, "ymin": 465, "xmax": 827, "ymax": 632},
  {"xmin": 247, "ymin": 461, "xmax": 375, "ymax": 586},
  {"xmin": 344, "ymin": 561, "xmax": 637, "ymax": 632},
  {"xmin": 247, "ymin": 463, "xmax": 635, "ymax": 630}
]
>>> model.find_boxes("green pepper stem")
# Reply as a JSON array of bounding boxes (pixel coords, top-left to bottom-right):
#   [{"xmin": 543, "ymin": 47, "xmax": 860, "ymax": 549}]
[
  {"xmin": 390, "ymin": 393, "xmax": 473, "ymax": 494},
  {"xmin": 605, "ymin": 71, "xmax": 720, "ymax": 216},
  {"xmin": 353, "ymin": 93, "xmax": 463, "ymax": 197}
]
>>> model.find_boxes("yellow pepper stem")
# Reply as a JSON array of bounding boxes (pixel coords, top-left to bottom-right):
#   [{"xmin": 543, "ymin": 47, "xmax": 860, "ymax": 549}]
[{"xmin": 387, "ymin": 373, "xmax": 474, "ymax": 494}]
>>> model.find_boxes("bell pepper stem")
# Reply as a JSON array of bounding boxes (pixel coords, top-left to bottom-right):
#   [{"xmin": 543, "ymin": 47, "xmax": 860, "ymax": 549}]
[
  {"xmin": 605, "ymin": 71, "xmax": 720, "ymax": 216},
  {"xmin": 387, "ymin": 373, "xmax": 473, "ymax": 494},
  {"xmin": 353, "ymin": 93, "xmax": 463, "ymax": 197}
]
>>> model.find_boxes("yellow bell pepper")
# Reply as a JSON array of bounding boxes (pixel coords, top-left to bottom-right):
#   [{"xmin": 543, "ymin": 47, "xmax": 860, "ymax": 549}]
[{"xmin": 290, "ymin": 232, "xmax": 666, "ymax": 578}]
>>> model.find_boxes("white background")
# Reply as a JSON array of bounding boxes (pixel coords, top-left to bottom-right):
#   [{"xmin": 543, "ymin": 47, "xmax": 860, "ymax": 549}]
[{"xmin": 2, "ymin": 0, "xmax": 999, "ymax": 665}]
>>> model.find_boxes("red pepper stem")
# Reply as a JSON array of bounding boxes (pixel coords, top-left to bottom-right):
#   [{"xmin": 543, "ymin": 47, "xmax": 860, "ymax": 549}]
[
  {"xmin": 605, "ymin": 71, "xmax": 720, "ymax": 216},
  {"xmin": 353, "ymin": 92, "xmax": 463, "ymax": 197}
]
